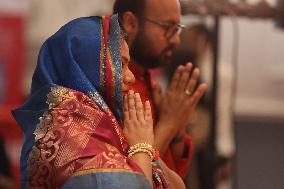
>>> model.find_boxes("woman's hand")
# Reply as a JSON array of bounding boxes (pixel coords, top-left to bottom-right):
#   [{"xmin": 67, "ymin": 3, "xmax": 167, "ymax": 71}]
[
  {"xmin": 123, "ymin": 90, "xmax": 154, "ymax": 147},
  {"xmin": 123, "ymin": 90, "xmax": 154, "ymax": 187}
]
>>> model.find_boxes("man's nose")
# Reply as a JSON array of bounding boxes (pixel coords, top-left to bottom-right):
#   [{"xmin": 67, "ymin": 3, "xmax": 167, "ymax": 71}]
[{"xmin": 168, "ymin": 32, "xmax": 181, "ymax": 47}]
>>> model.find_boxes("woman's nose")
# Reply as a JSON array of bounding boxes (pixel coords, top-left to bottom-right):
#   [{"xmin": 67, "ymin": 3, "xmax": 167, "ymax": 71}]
[{"xmin": 125, "ymin": 69, "xmax": 135, "ymax": 85}]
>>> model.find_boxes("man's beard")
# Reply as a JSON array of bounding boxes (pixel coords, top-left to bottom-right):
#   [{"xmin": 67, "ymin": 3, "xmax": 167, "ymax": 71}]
[{"xmin": 130, "ymin": 30, "xmax": 174, "ymax": 69}]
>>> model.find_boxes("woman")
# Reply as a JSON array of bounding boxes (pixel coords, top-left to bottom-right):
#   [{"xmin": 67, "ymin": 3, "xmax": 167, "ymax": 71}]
[{"xmin": 13, "ymin": 15, "xmax": 185, "ymax": 189}]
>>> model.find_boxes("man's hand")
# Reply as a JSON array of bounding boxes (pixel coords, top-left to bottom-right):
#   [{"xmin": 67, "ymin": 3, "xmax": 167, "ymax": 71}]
[{"xmin": 153, "ymin": 63, "xmax": 206, "ymax": 155}]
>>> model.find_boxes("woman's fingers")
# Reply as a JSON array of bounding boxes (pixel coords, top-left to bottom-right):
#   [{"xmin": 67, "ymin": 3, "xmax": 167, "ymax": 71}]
[
  {"xmin": 128, "ymin": 90, "xmax": 137, "ymax": 121},
  {"xmin": 135, "ymin": 93, "xmax": 144, "ymax": 122},
  {"xmin": 144, "ymin": 101, "xmax": 153, "ymax": 126},
  {"xmin": 125, "ymin": 91, "xmax": 152, "ymax": 128},
  {"xmin": 123, "ymin": 95, "xmax": 129, "ymax": 121}
]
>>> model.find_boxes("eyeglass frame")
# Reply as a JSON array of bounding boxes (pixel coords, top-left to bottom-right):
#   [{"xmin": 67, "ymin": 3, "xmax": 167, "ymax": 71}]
[{"xmin": 135, "ymin": 15, "xmax": 186, "ymax": 39}]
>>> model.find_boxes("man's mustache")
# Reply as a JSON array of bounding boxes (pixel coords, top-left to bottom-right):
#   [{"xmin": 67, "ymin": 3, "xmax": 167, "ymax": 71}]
[{"xmin": 162, "ymin": 45, "xmax": 176, "ymax": 54}]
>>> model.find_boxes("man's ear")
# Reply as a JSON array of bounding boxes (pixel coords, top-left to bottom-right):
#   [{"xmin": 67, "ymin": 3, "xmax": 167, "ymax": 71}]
[{"xmin": 121, "ymin": 11, "xmax": 139, "ymax": 35}]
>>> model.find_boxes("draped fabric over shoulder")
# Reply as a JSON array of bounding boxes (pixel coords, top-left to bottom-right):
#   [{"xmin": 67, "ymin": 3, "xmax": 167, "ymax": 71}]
[{"xmin": 12, "ymin": 15, "xmax": 159, "ymax": 189}]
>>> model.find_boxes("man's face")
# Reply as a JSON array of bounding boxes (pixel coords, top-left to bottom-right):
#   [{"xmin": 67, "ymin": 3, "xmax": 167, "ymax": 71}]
[{"xmin": 130, "ymin": 0, "xmax": 181, "ymax": 69}]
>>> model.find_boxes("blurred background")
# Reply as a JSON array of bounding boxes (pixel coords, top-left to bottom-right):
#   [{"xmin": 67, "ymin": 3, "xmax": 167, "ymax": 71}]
[{"xmin": 0, "ymin": 0, "xmax": 283, "ymax": 189}]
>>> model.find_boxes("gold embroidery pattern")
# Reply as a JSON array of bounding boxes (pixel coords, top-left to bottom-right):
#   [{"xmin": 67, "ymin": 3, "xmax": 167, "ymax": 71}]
[
  {"xmin": 46, "ymin": 87, "xmax": 70, "ymax": 109},
  {"xmin": 100, "ymin": 18, "xmax": 106, "ymax": 96},
  {"xmin": 28, "ymin": 87, "xmax": 104, "ymax": 189},
  {"xmin": 101, "ymin": 144, "xmax": 131, "ymax": 169},
  {"xmin": 79, "ymin": 143, "xmax": 131, "ymax": 171},
  {"xmin": 105, "ymin": 108, "xmax": 128, "ymax": 152},
  {"xmin": 88, "ymin": 91, "xmax": 128, "ymax": 153},
  {"xmin": 106, "ymin": 45, "xmax": 116, "ymax": 110},
  {"xmin": 88, "ymin": 91, "xmax": 107, "ymax": 110}
]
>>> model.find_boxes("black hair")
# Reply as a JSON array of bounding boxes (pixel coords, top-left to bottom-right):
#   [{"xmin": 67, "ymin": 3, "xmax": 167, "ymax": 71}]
[
  {"xmin": 114, "ymin": 0, "xmax": 146, "ymax": 41},
  {"xmin": 113, "ymin": 0, "xmax": 146, "ymax": 18}
]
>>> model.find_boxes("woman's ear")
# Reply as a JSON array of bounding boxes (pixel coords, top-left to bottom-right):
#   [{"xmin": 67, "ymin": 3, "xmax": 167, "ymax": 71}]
[{"xmin": 121, "ymin": 11, "xmax": 139, "ymax": 36}]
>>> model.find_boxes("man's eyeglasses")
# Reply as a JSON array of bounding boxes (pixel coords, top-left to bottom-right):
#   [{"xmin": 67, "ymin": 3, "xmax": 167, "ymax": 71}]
[{"xmin": 137, "ymin": 15, "xmax": 185, "ymax": 39}]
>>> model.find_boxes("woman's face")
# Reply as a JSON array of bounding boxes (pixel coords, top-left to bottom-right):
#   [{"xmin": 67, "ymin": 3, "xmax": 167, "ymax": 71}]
[{"xmin": 121, "ymin": 40, "xmax": 135, "ymax": 94}]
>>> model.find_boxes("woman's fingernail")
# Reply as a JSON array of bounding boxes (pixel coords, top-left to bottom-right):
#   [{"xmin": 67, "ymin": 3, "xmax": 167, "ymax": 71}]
[{"xmin": 135, "ymin": 93, "xmax": 140, "ymax": 98}]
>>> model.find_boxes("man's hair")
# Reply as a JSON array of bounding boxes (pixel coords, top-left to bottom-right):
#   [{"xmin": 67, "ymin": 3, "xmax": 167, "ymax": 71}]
[{"xmin": 113, "ymin": 0, "xmax": 146, "ymax": 18}]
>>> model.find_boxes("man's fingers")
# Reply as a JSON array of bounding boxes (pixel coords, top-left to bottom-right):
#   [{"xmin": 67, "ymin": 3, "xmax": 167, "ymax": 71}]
[
  {"xmin": 191, "ymin": 84, "xmax": 207, "ymax": 107},
  {"xmin": 178, "ymin": 64, "xmax": 192, "ymax": 92},
  {"xmin": 185, "ymin": 68, "xmax": 200, "ymax": 94},
  {"xmin": 128, "ymin": 90, "xmax": 137, "ymax": 121},
  {"xmin": 168, "ymin": 65, "xmax": 184, "ymax": 90},
  {"xmin": 144, "ymin": 101, "xmax": 153, "ymax": 126},
  {"xmin": 135, "ymin": 93, "xmax": 144, "ymax": 122}
]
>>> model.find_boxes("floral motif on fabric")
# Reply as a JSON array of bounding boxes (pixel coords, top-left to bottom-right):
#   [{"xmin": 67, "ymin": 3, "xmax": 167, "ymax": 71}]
[
  {"xmin": 78, "ymin": 143, "xmax": 132, "ymax": 171},
  {"xmin": 88, "ymin": 91, "xmax": 128, "ymax": 152},
  {"xmin": 27, "ymin": 87, "xmax": 129, "ymax": 189}
]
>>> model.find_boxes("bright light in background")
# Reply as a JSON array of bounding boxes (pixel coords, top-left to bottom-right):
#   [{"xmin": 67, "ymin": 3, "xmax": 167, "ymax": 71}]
[
  {"xmin": 247, "ymin": 0, "xmax": 276, "ymax": 6},
  {"xmin": 219, "ymin": 16, "xmax": 284, "ymax": 118},
  {"xmin": 229, "ymin": 0, "xmax": 277, "ymax": 6},
  {"xmin": 0, "ymin": 0, "xmax": 29, "ymax": 14}
]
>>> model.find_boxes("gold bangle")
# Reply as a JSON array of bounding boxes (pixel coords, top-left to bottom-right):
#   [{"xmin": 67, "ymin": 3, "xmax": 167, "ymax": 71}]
[
  {"xmin": 128, "ymin": 143, "xmax": 155, "ymax": 160},
  {"xmin": 128, "ymin": 148, "xmax": 154, "ymax": 160},
  {"xmin": 128, "ymin": 143, "xmax": 154, "ymax": 154}
]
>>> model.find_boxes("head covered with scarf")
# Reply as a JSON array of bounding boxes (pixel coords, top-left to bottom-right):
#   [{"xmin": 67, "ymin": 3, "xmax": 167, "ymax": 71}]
[
  {"xmin": 12, "ymin": 15, "xmax": 157, "ymax": 189},
  {"xmin": 30, "ymin": 15, "xmax": 124, "ymax": 120},
  {"xmin": 13, "ymin": 14, "xmax": 171, "ymax": 189}
]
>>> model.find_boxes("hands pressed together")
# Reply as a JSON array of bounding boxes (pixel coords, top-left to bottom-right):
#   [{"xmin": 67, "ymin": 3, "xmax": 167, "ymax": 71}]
[
  {"xmin": 123, "ymin": 62, "xmax": 207, "ymax": 155},
  {"xmin": 122, "ymin": 90, "xmax": 154, "ymax": 186},
  {"xmin": 152, "ymin": 63, "xmax": 207, "ymax": 155},
  {"xmin": 122, "ymin": 63, "xmax": 204, "ymax": 189},
  {"xmin": 154, "ymin": 63, "xmax": 207, "ymax": 134},
  {"xmin": 123, "ymin": 90, "xmax": 154, "ymax": 147}
]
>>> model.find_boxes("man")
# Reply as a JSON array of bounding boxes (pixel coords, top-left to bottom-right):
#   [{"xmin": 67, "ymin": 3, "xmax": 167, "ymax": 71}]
[{"xmin": 113, "ymin": 0, "xmax": 207, "ymax": 179}]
